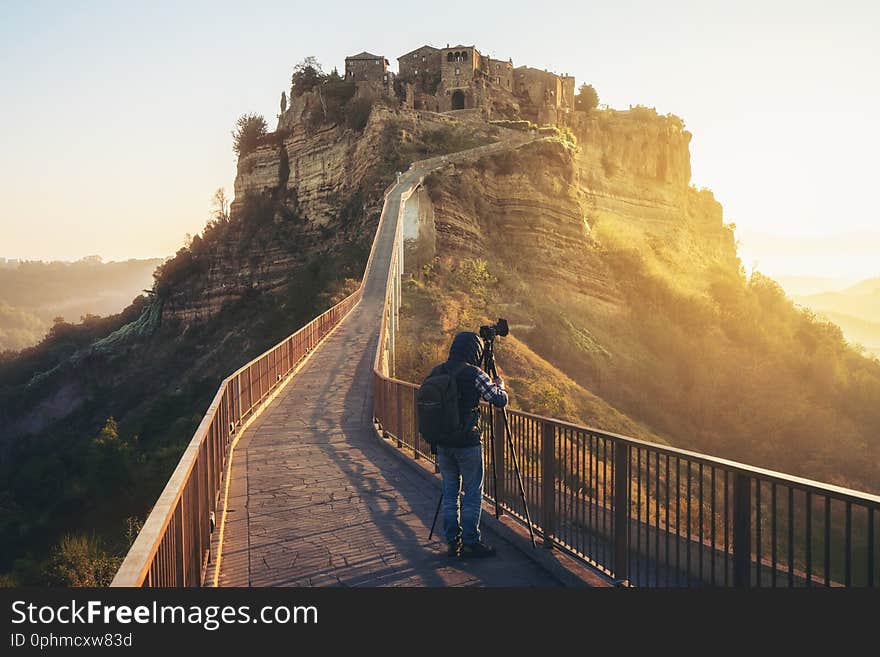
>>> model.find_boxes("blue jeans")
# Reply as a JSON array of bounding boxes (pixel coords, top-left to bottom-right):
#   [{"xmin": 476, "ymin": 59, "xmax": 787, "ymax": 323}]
[{"xmin": 436, "ymin": 444, "xmax": 484, "ymax": 545}]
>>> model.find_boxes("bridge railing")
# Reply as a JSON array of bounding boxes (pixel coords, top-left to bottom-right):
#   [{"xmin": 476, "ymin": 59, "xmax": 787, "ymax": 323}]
[
  {"xmin": 111, "ymin": 172, "xmax": 405, "ymax": 587},
  {"xmin": 111, "ymin": 289, "xmax": 361, "ymax": 586},
  {"xmin": 372, "ymin": 188, "xmax": 880, "ymax": 588}
]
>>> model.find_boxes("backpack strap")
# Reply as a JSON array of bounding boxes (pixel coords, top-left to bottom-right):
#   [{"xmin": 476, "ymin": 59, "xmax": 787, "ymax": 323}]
[{"xmin": 444, "ymin": 360, "xmax": 468, "ymax": 376}]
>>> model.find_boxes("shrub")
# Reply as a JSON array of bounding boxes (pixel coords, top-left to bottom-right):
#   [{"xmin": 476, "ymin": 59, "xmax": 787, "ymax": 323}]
[
  {"xmin": 43, "ymin": 534, "xmax": 121, "ymax": 587},
  {"xmin": 232, "ymin": 113, "xmax": 268, "ymax": 158},
  {"xmin": 489, "ymin": 119, "xmax": 535, "ymax": 132},
  {"xmin": 576, "ymin": 84, "xmax": 599, "ymax": 112},
  {"xmin": 344, "ymin": 97, "xmax": 374, "ymax": 131},
  {"xmin": 290, "ymin": 56, "xmax": 323, "ymax": 97}
]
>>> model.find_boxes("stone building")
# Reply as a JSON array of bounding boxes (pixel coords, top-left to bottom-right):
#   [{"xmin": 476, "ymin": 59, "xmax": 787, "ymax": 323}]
[
  {"xmin": 391, "ymin": 41, "xmax": 577, "ymax": 123},
  {"xmin": 344, "ymin": 51, "xmax": 390, "ymax": 83},
  {"xmin": 514, "ymin": 67, "xmax": 576, "ymax": 124},
  {"xmin": 344, "ymin": 51, "xmax": 393, "ymax": 100},
  {"xmin": 438, "ymin": 45, "xmax": 484, "ymax": 111},
  {"xmin": 486, "ymin": 57, "xmax": 514, "ymax": 91},
  {"xmin": 397, "ymin": 45, "xmax": 441, "ymax": 80}
]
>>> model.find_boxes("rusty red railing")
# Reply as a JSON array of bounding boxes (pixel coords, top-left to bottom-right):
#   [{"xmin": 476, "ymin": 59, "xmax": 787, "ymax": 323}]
[
  {"xmin": 111, "ymin": 177, "xmax": 402, "ymax": 586},
  {"xmin": 111, "ymin": 290, "xmax": 362, "ymax": 586}
]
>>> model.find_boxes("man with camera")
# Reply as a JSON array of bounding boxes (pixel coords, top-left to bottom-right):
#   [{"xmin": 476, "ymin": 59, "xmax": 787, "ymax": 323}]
[{"xmin": 420, "ymin": 330, "xmax": 508, "ymax": 558}]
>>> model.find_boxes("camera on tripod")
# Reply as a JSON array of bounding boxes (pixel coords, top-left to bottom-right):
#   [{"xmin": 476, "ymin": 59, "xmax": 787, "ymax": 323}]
[{"xmin": 479, "ymin": 318, "xmax": 509, "ymax": 342}]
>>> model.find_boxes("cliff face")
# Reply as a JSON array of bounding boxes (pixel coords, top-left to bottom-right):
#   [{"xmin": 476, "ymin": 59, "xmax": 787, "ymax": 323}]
[
  {"xmin": 163, "ymin": 104, "xmax": 503, "ymax": 324},
  {"xmin": 422, "ymin": 110, "xmax": 738, "ymax": 313},
  {"xmin": 397, "ymin": 109, "xmax": 879, "ymax": 494},
  {"xmin": 571, "ymin": 109, "xmax": 737, "ymax": 279},
  {"xmin": 163, "ymin": 106, "xmax": 392, "ymax": 324},
  {"xmin": 425, "ymin": 140, "xmax": 606, "ymax": 296}
]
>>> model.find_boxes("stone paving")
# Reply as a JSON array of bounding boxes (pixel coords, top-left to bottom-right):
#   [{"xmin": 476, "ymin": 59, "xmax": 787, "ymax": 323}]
[{"xmin": 219, "ymin": 142, "xmax": 561, "ymax": 587}]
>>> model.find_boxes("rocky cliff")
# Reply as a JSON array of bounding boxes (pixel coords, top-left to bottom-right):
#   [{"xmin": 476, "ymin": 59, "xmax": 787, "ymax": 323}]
[
  {"xmin": 420, "ymin": 109, "xmax": 737, "ymax": 318},
  {"xmin": 571, "ymin": 108, "xmax": 737, "ymax": 280},
  {"xmin": 396, "ymin": 109, "xmax": 879, "ymax": 494},
  {"xmin": 160, "ymin": 103, "xmax": 503, "ymax": 325},
  {"xmin": 3, "ymin": 69, "xmax": 877, "ymax": 585}
]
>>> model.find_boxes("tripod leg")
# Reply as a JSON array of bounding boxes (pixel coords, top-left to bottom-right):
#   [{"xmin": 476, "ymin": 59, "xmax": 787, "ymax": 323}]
[
  {"xmin": 502, "ymin": 407, "xmax": 537, "ymax": 548},
  {"xmin": 428, "ymin": 491, "xmax": 443, "ymax": 541}
]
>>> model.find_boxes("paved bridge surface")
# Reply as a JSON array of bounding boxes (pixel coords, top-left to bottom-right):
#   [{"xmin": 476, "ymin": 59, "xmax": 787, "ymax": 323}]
[{"xmin": 216, "ymin": 143, "xmax": 563, "ymax": 587}]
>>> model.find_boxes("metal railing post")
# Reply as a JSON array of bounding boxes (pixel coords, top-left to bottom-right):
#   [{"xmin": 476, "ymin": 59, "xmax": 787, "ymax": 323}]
[
  {"xmin": 613, "ymin": 442, "xmax": 630, "ymax": 584},
  {"xmin": 412, "ymin": 388, "xmax": 420, "ymax": 460},
  {"xmin": 733, "ymin": 473, "xmax": 751, "ymax": 587},
  {"xmin": 541, "ymin": 421, "xmax": 556, "ymax": 549},
  {"xmin": 396, "ymin": 384, "xmax": 403, "ymax": 449},
  {"xmin": 493, "ymin": 407, "xmax": 505, "ymax": 517},
  {"xmin": 236, "ymin": 377, "xmax": 242, "ymax": 427}
]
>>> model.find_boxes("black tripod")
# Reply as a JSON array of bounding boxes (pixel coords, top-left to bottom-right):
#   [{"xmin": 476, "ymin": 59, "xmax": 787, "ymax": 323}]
[
  {"xmin": 428, "ymin": 334, "xmax": 536, "ymax": 548},
  {"xmin": 481, "ymin": 336, "xmax": 537, "ymax": 548}
]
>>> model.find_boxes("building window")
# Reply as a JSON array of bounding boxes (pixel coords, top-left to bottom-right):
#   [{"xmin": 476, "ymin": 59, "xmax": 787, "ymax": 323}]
[
  {"xmin": 415, "ymin": 69, "xmax": 418, "ymax": 75},
  {"xmin": 455, "ymin": 67, "xmax": 460, "ymax": 75}
]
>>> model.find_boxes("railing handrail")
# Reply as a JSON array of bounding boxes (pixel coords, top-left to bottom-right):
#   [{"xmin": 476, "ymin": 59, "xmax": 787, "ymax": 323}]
[
  {"xmin": 112, "ymin": 379, "xmax": 231, "ymax": 586},
  {"xmin": 372, "ymin": 375, "xmax": 880, "ymax": 508}
]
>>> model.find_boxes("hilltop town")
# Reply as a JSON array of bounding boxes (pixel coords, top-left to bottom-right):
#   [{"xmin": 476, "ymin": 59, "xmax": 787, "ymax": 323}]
[{"xmin": 329, "ymin": 43, "xmax": 584, "ymax": 125}]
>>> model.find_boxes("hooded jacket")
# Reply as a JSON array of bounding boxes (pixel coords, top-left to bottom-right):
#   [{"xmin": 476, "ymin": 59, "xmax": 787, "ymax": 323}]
[{"xmin": 426, "ymin": 331, "xmax": 508, "ymax": 447}]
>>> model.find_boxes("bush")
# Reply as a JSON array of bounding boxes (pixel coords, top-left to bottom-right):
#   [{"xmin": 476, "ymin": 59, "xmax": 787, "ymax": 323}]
[
  {"xmin": 321, "ymin": 79, "xmax": 357, "ymax": 125},
  {"xmin": 576, "ymin": 84, "xmax": 599, "ymax": 112},
  {"xmin": 290, "ymin": 57, "xmax": 323, "ymax": 97},
  {"xmin": 232, "ymin": 113, "xmax": 268, "ymax": 158},
  {"xmin": 44, "ymin": 534, "xmax": 121, "ymax": 587},
  {"xmin": 344, "ymin": 97, "xmax": 374, "ymax": 131},
  {"xmin": 489, "ymin": 119, "xmax": 535, "ymax": 132}
]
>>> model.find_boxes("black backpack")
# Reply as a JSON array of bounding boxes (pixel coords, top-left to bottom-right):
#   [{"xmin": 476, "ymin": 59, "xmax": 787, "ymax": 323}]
[{"xmin": 416, "ymin": 362, "xmax": 467, "ymax": 448}]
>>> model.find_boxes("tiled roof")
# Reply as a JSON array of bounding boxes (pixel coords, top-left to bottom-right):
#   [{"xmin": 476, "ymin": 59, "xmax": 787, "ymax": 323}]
[
  {"xmin": 346, "ymin": 51, "xmax": 383, "ymax": 60},
  {"xmin": 398, "ymin": 44, "xmax": 439, "ymax": 59}
]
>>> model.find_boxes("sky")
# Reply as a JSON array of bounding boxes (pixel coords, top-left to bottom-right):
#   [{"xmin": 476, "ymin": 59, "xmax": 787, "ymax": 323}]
[{"xmin": 1, "ymin": 0, "xmax": 878, "ymax": 282}]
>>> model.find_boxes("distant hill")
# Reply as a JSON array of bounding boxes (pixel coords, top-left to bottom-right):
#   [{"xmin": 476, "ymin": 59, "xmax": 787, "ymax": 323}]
[
  {"xmin": 815, "ymin": 311, "xmax": 880, "ymax": 357},
  {"xmin": 793, "ymin": 276, "xmax": 880, "ymax": 357},
  {"xmin": 840, "ymin": 276, "xmax": 880, "ymax": 297},
  {"xmin": 0, "ymin": 256, "xmax": 162, "ymax": 352},
  {"xmin": 775, "ymin": 275, "xmax": 859, "ymax": 297},
  {"xmin": 795, "ymin": 276, "xmax": 880, "ymax": 324}
]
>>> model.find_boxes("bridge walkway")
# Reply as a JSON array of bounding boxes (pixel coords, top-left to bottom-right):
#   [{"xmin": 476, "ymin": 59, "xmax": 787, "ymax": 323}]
[{"xmin": 217, "ymin": 140, "xmax": 563, "ymax": 586}]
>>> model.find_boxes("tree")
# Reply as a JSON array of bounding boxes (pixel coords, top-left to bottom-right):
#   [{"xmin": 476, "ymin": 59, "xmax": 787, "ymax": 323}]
[
  {"xmin": 290, "ymin": 56, "xmax": 324, "ymax": 97},
  {"xmin": 231, "ymin": 113, "xmax": 267, "ymax": 157},
  {"xmin": 90, "ymin": 417, "xmax": 131, "ymax": 493},
  {"xmin": 211, "ymin": 188, "xmax": 229, "ymax": 224},
  {"xmin": 280, "ymin": 90, "xmax": 287, "ymax": 114},
  {"xmin": 576, "ymin": 84, "xmax": 599, "ymax": 112}
]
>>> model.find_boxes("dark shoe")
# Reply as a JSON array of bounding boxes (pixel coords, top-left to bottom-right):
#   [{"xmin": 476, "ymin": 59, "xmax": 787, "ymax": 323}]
[
  {"xmin": 446, "ymin": 538, "xmax": 462, "ymax": 557},
  {"xmin": 460, "ymin": 542, "xmax": 497, "ymax": 558}
]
